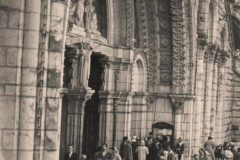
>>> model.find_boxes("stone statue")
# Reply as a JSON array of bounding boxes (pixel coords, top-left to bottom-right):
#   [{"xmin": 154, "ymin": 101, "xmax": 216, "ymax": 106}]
[
  {"xmin": 89, "ymin": 9, "xmax": 101, "ymax": 35},
  {"xmin": 68, "ymin": 0, "xmax": 85, "ymax": 30},
  {"xmin": 74, "ymin": 0, "xmax": 85, "ymax": 27}
]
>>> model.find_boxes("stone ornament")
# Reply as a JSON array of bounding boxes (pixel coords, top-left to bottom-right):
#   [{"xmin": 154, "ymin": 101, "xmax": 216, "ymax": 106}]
[
  {"xmin": 171, "ymin": 0, "xmax": 186, "ymax": 94},
  {"xmin": 158, "ymin": 2, "xmax": 169, "ymax": 12},
  {"xmin": 69, "ymin": 0, "xmax": 85, "ymax": 30},
  {"xmin": 170, "ymin": 95, "xmax": 185, "ymax": 113}
]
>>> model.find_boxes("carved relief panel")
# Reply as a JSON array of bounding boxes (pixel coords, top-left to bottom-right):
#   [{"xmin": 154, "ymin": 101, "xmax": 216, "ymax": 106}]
[{"xmin": 157, "ymin": 0, "xmax": 173, "ymax": 86}]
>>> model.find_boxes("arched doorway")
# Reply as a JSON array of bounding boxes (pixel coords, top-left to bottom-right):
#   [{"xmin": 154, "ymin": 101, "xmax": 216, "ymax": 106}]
[
  {"xmin": 82, "ymin": 52, "xmax": 104, "ymax": 159},
  {"xmin": 82, "ymin": 98, "xmax": 99, "ymax": 160}
]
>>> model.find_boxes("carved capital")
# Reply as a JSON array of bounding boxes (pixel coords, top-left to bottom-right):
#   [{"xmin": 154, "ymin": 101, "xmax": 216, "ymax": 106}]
[
  {"xmin": 219, "ymin": 50, "xmax": 230, "ymax": 65},
  {"xmin": 197, "ymin": 38, "xmax": 208, "ymax": 58},
  {"xmin": 170, "ymin": 95, "xmax": 185, "ymax": 113},
  {"xmin": 146, "ymin": 96, "xmax": 156, "ymax": 108},
  {"xmin": 205, "ymin": 44, "xmax": 219, "ymax": 63}
]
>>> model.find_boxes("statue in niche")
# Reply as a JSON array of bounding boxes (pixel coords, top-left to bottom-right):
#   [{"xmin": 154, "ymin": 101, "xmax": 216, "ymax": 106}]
[
  {"xmin": 89, "ymin": 7, "xmax": 101, "ymax": 35},
  {"xmin": 74, "ymin": 0, "xmax": 85, "ymax": 27},
  {"xmin": 90, "ymin": 12, "xmax": 101, "ymax": 35},
  {"xmin": 68, "ymin": 0, "xmax": 85, "ymax": 29}
]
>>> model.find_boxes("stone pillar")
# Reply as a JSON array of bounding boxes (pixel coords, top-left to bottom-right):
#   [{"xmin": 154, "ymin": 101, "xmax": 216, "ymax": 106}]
[
  {"xmin": 193, "ymin": 38, "xmax": 207, "ymax": 154},
  {"xmin": 112, "ymin": 98, "xmax": 118, "ymax": 147},
  {"xmin": 215, "ymin": 51, "xmax": 228, "ymax": 144},
  {"xmin": 170, "ymin": 95, "xmax": 185, "ymax": 143},
  {"xmin": 98, "ymin": 92, "xmax": 114, "ymax": 146},
  {"xmin": 210, "ymin": 52, "xmax": 220, "ymax": 137},
  {"xmin": 42, "ymin": 0, "xmax": 70, "ymax": 159},
  {"xmin": 66, "ymin": 89, "xmax": 94, "ymax": 156},
  {"xmin": 203, "ymin": 44, "xmax": 218, "ymax": 138}
]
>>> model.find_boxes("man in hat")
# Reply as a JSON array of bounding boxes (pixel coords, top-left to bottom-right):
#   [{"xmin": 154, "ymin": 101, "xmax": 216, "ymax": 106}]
[
  {"xmin": 204, "ymin": 136, "xmax": 215, "ymax": 160},
  {"xmin": 120, "ymin": 136, "xmax": 133, "ymax": 160}
]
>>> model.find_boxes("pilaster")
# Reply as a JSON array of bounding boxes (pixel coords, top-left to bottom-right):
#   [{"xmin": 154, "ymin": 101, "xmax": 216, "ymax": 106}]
[
  {"xmin": 203, "ymin": 44, "xmax": 218, "ymax": 138},
  {"xmin": 215, "ymin": 50, "xmax": 229, "ymax": 144},
  {"xmin": 210, "ymin": 51, "xmax": 220, "ymax": 137},
  {"xmin": 193, "ymin": 38, "xmax": 207, "ymax": 154},
  {"xmin": 66, "ymin": 88, "xmax": 94, "ymax": 156}
]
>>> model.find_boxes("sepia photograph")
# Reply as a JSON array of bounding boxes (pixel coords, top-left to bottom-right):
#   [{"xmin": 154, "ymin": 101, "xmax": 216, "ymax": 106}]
[{"xmin": 0, "ymin": 0, "xmax": 240, "ymax": 160}]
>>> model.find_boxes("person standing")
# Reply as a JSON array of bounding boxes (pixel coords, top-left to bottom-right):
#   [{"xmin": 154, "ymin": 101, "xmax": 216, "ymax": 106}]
[
  {"xmin": 233, "ymin": 147, "xmax": 240, "ymax": 160},
  {"xmin": 94, "ymin": 144, "xmax": 112, "ymax": 160},
  {"xmin": 167, "ymin": 146, "xmax": 175, "ymax": 160},
  {"xmin": 111, "ymin": 147, "xmax": 122, "ymax": 160},
  {"xmin": 204, "ymin": 136, "xmax": 215, "ymax": 160},
  {"xmin": 135, "ymin": 140, "xmax": 149, "ymax": 160},
  {"xmin": 120, "ymin": 136, "xmax": 133, "ymax": 160},
  {"xmin": 175, "ymin": 138, "xmax": 184, "ymax": 160},
  {"xmin": 132, "ymin": 136, "xmax": 139, "ymax": 160},
  {"xmin": 64, "ymin": 145, "xmax": 78, "ymax": 160}
]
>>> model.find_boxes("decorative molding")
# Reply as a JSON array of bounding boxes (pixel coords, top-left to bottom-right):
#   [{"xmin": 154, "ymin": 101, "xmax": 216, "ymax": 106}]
[
  {"xmin": 146, "ymin": 0, "xmax": 157, "ymax": 86},
  {"xmin": 35, "ymin": 0, "xmax": 48, "ymax": 139},
  {"xmin": 126, "ymin": 0, "xmax": 135, "ymax": 47},
  {"xmin": 157, "ymin": 0, "xmax": 173, "ymax": 86},
  {"xmin": 171, "ymin": 0, "xmax": 186, "ymax": 94}
]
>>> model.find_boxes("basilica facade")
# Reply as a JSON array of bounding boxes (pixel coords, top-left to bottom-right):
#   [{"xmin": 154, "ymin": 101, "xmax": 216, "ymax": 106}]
[{"xmin": 1, "ymin": 0, "xmax": 240, "ymax": 159}]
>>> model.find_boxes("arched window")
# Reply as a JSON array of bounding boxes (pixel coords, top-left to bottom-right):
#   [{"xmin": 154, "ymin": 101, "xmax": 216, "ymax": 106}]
[{"xmin": 132, "ymin": 58, "xmax": 145, "ymax": 92}]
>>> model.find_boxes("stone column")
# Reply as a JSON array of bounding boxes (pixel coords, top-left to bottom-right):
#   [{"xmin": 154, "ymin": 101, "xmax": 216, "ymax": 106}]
[
  {"xmin": 170, "ymin": 95, "xmax": 185, "ymax": 143},
  {"xmin": 203, "ymin": 44, "xmax": 218, "ymax": 138},
  {"xmin": 98, "ymin": 92, "xmax": 114, "ymax": 146},
  {"xmin": 66, "ymin": 89, "xmax": 94, "ymax": 156},
  {"xmin": 210, "ymin": 52, "xmax": 220, "ymax": 137},
  {"xmin": 193, "ymin": 38, "xmax": 207, "ymax": 154},
  {"xmin": 112, "ymin": 98, "xmax": 118, "ymax": 147},
  {"xmin": 215, "ymin": 51, "xmax": 228, "ymax": 144},
  {"xmin": 43, "ymin": 0, "xmax": 70, "ymax": 159}
]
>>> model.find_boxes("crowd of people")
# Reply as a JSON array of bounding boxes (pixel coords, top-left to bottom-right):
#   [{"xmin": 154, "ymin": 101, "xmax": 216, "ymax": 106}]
[
  {"xmin": 64, "ymin": 135, "xmax": 240, "ymax": 160},
  {"xmin": 64, "ymin": 135, "xmax": 184, "ymax": 160},
  {"xmin": 194, "ymin": 136, "xmax": 240, "ymax": 160}
]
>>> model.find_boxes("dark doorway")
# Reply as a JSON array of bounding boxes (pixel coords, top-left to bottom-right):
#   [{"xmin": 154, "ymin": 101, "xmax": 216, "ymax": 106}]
[
  {"xmin": 82, "ymin": 53, "xmax": 104, "ymax": 159},
  {"xmin": 59, "ymin": 95, "xmax": 68, "ymax": 160},
  {"xmin": 82, "ymin": 98, "xmax": 99, "ymax": 160}
]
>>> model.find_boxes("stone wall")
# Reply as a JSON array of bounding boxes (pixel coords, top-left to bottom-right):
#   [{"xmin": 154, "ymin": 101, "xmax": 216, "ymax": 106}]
[{"xmin": 0, "ymin": 0, "xmax": 39, "ymax": 159}]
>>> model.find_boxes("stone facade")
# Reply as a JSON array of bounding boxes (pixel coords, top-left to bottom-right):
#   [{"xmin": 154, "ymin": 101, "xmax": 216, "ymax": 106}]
[{"xmin": 0, "ymin": 0, "xmax": 240, "ymax": 160}]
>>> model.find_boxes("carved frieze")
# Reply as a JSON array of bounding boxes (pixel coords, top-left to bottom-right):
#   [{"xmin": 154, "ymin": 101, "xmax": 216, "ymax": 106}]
[
  {"xmin": 157, "ymin": 0, "xmax": 173, "ymax": 86},
  {"xmin": 146, "ymin": 0, "xmax": 158, "ymax": 86},
  {"xmin": 171, "ymin": 0, "xmax": 186, "ymax": 94},
  {"xmin": 126, "ymin": 0, "xmax": 135, "ymax": 47}
]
